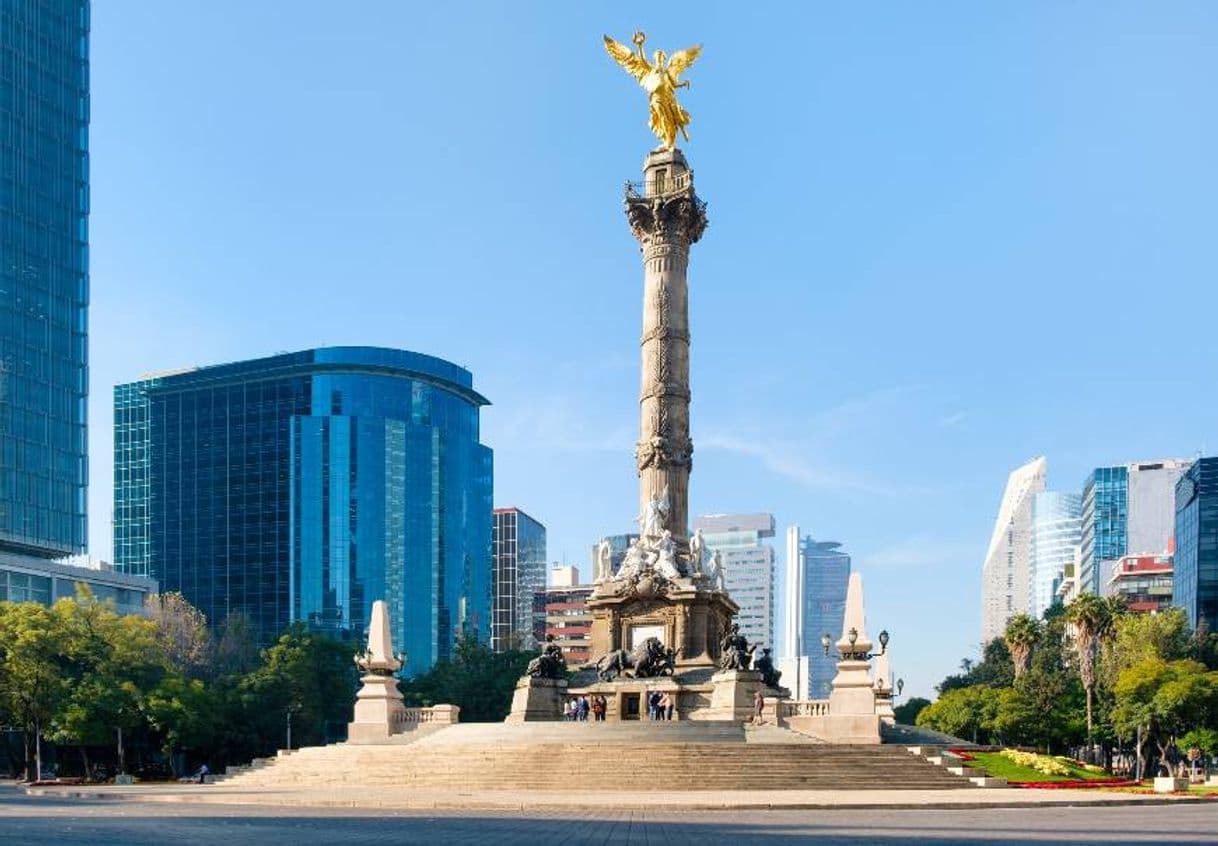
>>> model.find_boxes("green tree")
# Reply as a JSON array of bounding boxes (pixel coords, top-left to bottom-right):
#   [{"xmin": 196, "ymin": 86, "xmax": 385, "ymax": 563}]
[
  {"xmin": 48, "ymin": 589, "xmax": 165, "ymax": 776},
  {"xmin": 142, "ymin": 673, "xmax": 217, "ymax": 776},
  {"xmin": 893, "ymin": 696, "xmax": 931, "ymax": 726},
  {"xmin": 1111, "ymin": 658, "xmax": 1218, "ymax": 777},
  {"xmin": 237, "ymin": 625, "xmax": 358, "ymax": 754},
  {"xmin": 0, "ymin": 602, "xmax": 70, "ymax": 780},
  {"xmin": 916, "ymin": 685, "xmax": 999, "ymax": 743},
  {"xmin": 1102, "ymin": 607, "xmax": 1191, "ymax": 679},
  {"xmin": 1003, "ymin": 614, "xmax": 1042, "ymax": 680},
  {"xmin": 937, "ymin": 639, "xmax": 1014, "ymax": 694},
  {"xmin": 400, "ymin": 634, "xmax": 536, "ymax": 722}
]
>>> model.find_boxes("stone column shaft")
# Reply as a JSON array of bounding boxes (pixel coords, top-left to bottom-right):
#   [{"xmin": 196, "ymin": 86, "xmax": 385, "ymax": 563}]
[{"xmin": 626, "ymin": 148, "xmax": 707, "ymax": 541}]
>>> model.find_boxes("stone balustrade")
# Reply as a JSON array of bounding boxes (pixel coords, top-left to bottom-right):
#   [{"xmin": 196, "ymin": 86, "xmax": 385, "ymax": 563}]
[
  {"xmin": 390, "ymin": 704, "xmax": 461, "ymax": 732},
  {"xmin": 780, "ymin": 699, "xmax": 831, "ymax": 718}
]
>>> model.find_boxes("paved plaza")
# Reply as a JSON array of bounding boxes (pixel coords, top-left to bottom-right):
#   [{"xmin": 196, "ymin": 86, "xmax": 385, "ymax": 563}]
[{"xmin": 3, "ymin": 785, "xmax": 1218, "ymax": 845}]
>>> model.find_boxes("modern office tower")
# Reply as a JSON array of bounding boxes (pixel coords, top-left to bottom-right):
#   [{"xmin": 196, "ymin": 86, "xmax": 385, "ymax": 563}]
[
  {"xmin": 491, "ymin": 507, "xmax": 546, "ymax": 652},
  {"xmin": 980, "ymin": 457, "xmax": 1046, "ymax": 644},
  {"xmin": 0, "ymin": 0, "xmax": 90, "ymax": 562},
  {"xmin": 113, "ymin": 347, "xmax": 493, "ymax": 674},
  {"xmin": 0, "ymin": 549, "xmax": 154, "ymax": 615},
  {"xmin": 589, "ymin": 533, "xmax": 640, "ymax": 578},
  {"xmin": 537, "ymin": 564, "xmax": 593, "ymax": 665},
  {"xmin": 1029, "ymin": 491, "xmax": 1082, "ymax": 619},
  {"xmin": 1080, "ymin": 459, "xmax": 1190, "ymax": 596},
  {"xmin": 780, "ymin": 525, "xmax": 850, "ymax": 700},
  {"xmin": 1174, "ymin": 458, "xmax": 1218, "ymax": 631},
  {"xmin": 1106, "ymin": 553, "xmax": 1174, "ymax": 614},
  {"xmin": 693, "ymin": 513, "xmax": 776, "ymax": 649}
]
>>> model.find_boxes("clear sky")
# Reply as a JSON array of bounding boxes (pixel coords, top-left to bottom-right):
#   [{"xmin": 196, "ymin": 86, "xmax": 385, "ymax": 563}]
[{"xmin": 88, "ymin": 3, "xmax": 1218, "ymax": 698}]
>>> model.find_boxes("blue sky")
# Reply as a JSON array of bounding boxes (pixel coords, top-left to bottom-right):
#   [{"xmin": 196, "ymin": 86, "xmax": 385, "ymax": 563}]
[{"xmin": 88, "ymin": 3, "xmax": 1218, "ymax": 698}]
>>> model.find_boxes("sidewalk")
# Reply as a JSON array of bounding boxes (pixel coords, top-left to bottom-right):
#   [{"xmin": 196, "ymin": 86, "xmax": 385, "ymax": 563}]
[{"xmin": 22, "ymin": 783, "xmax": 1207, "ymax": 812}]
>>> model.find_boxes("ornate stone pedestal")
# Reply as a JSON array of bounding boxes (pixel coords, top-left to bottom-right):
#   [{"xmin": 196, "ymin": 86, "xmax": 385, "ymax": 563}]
[
  {"xmin": 706, "ymin": 669, "xmax": 766, "ymax": 723},
  {"xmin": 348, "ymin": 674, "xmax": 407, "ymax": 744},
  {"xmin": 505, "ymin": 676, "xmax": 568, "ymax": 723},
  {"xmin": 587, "ymin": 575, "xmax": 737, "ymax": 672}
]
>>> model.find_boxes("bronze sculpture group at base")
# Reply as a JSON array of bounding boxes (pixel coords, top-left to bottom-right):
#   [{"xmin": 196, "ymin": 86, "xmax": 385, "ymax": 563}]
[
  {"xmin": 526, "ymin": 635, "xmax": 568, "ymax": 680},
  {"xmin": 595, "ymin": 636, "xmax": 679, "ymax": 682}
]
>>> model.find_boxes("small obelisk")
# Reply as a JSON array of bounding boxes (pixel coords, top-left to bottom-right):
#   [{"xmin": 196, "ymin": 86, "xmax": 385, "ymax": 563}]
[{"xmin": 348, "ymin": 599, "xmax": 406, "ymax": 743}]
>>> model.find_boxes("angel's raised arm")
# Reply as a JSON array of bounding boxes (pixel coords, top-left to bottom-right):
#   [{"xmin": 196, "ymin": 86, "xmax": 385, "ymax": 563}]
[{"xmin": 604, "ymin": 35, "xmax": 651, "ymax": 81}]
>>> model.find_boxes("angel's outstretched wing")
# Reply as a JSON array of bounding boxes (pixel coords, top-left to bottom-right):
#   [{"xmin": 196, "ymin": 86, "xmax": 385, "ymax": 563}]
[
  {"xmin": 667, "ymin": 45, "xmax": 703, "ymax": 79},
  {"xmin": 603, "ymin": 35, "xmax": 651, "ymax": 81}
]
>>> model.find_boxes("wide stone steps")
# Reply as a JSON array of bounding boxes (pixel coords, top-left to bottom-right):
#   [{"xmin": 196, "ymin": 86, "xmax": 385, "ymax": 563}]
[{"xmin": 219, "ymin": 732, "xmax": 974, "ymax": 791}]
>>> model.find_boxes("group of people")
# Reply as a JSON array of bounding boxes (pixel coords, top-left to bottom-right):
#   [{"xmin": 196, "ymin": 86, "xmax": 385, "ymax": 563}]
[
  {"xmin": 647, "ymin": 690, "xmax": 675, "ymax": 721},
  {"xmin": 563, "ymin": 695, "xmax": 608, "ymax": 721}
]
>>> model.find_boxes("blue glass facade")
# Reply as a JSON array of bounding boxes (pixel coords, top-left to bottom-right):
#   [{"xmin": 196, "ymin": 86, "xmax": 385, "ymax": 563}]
[
  {"xmin": 0, "ymin": 0, "xmax": 90, "ymax": 558},
  {"xmin": 1079, "ymin": 466, "xmax": 1128, "ymax": 595},
  {"xmin": 1174, "ymin": 458, "xmax": 1218, "ymax": 632},
  {"xmin": 113, "ymin": 347, "xmax": 492, "ymax": 674},
  {"xmin": 800, "ymin": 538, "xmax": 850, "ymax": 699}
]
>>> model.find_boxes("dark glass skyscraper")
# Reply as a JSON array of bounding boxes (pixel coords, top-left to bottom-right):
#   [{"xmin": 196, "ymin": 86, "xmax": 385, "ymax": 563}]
[
  {"xmin": 0, "ymin": 0, "xmax": 90, "ymax": 559},
  {"xmin": 1174, "ymin": 458, "xmax": 1218, "ymax": 632},
  {"xmin": 490, "ymin": 507, "xmax": 545, "ymax": 652},
  {"xmin": 114, "ymin": 347, "xmax": 492, "ymax": 674},
  {"xmin": 799, "ymin": 537, "xmax": 850, "ymax": 699}
]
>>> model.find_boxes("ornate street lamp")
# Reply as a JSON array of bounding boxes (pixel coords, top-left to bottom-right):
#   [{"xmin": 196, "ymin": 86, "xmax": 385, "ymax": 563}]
[
  {"xmin": 821, "ymin": 633, "xmax": 833, "ymax": 655},
  {"xmin": 896, "ymin": 678, "xmax": 905, "ymax": 698}
]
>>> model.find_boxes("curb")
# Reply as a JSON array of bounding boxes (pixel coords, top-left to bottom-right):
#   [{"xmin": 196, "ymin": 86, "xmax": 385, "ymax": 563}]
[{"xmin": 21, "ymin": 786, "xmax": 1204, "ymax": 812}]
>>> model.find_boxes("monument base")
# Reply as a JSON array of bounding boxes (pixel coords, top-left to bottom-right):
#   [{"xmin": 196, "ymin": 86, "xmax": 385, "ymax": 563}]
[
  {"xmin": 505, "ymin": 676, "xmax": 567, "ymax": 723},
  {"xmin": 704, "ymin": 669, "xmax": 767, "ymax": 723},
  {"xmin": 347, "ymin": 674, "xmax": 406, "ymax": 744}
]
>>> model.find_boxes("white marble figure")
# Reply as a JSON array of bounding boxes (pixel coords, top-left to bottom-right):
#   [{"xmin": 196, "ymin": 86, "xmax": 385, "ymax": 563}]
[
  {"xmin": 594, "ymin": 539, "xmax": 613, "ymax": 584},
  {"xmin": 638, "ymin": 487, "xmax": 670, "ymax": 539},
  {"xmin": 654, "ymin": 529, "xmax": 681, "ymax": 580},
  {"xmin": 708, "ymin": 549, "xmax": 725, "ymax": 592},
  {"xmin": 616, "ymin": 538, "xmax": 646, "ymax": 580},
  {"xmin": 688, "ymin": 528, "xmax": 705, "ymax": 577}
]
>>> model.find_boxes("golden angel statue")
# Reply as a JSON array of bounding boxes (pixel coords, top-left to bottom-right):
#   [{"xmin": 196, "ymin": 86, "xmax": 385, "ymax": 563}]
[{"xmin": 604, "ymin": 31, "xmax": 702, "ymax": 150}]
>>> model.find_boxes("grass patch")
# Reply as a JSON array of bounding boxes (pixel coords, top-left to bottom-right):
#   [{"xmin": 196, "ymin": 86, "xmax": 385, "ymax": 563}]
[{"xmin": 967, "ymin": 751, "xmax": 1112, "ymax": 783}]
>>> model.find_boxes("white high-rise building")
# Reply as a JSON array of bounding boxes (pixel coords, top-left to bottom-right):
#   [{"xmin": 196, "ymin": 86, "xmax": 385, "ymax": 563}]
[
  {"xmin": 981, "ymin": 457, "xmax": 1047, "ymax": 644},
  {"xmin": 1029, "ymin": 491, "xmax": 1082, "ymax": 619},
  {"xmin": 693, "ymin": 513, "xmax": 776, "ymax": 650}
]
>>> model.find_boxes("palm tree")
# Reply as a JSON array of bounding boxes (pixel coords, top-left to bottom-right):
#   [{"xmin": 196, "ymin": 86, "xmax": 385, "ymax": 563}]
[
  {"xmin": 1003, "ymin": 613, "xmax": 1042, "ymax": 680},
  {"xmin": 1065, "ymin": 593, "xmax": 1122, "ymax": 743}
]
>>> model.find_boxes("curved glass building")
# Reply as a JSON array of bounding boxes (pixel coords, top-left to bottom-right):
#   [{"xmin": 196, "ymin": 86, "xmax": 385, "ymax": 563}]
[{"xmin": 114, "ymin": 347, "xmax": 492, "ymax": 674}]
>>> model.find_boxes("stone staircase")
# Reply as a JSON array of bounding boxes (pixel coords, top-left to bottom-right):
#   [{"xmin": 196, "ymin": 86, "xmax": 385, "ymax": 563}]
[{"xmin": 216, "ymin": 721, "xmax": 976, "ymax": 791}]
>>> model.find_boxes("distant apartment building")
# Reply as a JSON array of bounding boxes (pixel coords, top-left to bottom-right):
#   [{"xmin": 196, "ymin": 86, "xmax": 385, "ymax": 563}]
[
  {"xmin": 1106, "ymin": 553, "xmax": 1174, "ymax": 614},
  {"xmin": 693, "ymin": 513, "xmax": 777, "ymax": 649},
  {"xmin": 536, "ymin": 565, "xmax": 593, "ymax": 665},
  {"xmin": 0, "ymin": 550, "xmax": 155, "ymax": 617},
  {"xmin": 1029, "ymin": 491, "xmax": 1081, "ymax": 619},
  {"xmin": 113, "ymin": 347, "xmax": 493, "ymax": 675},
  {"xmin": 780, "ymin": 526, "xmax": 850, "ymax": 700},
  {"xmin": 1079, "ymin": 459, "xmax": 1190, "ymax": 596},
  {"xmin": 981, "ymin": 457, "xmax": 1046, "ymax": 643},
  {"xmin": 1174, "ymin": 458, "xmax": 1218, "ymax": 632},
  {"xmin": 491, "ymin": 507, "xmax": 546, "ymax": 652}
]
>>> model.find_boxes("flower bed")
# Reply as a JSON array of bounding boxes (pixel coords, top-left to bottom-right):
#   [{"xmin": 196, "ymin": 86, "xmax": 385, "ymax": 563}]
[{"xmin": 951, "ymin": 748, "xmax": 1122, "ymax": 786}]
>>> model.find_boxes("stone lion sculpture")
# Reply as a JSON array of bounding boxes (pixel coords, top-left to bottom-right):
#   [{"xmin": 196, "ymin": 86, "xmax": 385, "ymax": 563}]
[{"xmin": 595, "ymin": 636, "xmax": 674, "ymax": 682}]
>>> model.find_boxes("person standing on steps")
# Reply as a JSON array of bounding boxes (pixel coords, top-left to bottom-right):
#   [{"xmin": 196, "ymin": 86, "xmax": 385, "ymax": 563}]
[{"xmin": 752, "ymin": 689, "xmax": 765, "ymax": 725}]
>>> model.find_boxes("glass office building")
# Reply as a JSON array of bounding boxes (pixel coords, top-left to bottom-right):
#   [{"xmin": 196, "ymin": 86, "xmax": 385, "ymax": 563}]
[
  {"xmin": 798, "ymin": 537, "xmax": 851, "ymax": 699},
  {"xmin": 693, "ymin": 513, "xmax": 777, "ymax": 649},
  {"xmin": 491, "ymin": 507, "xmax": 545, "ymax": 652},
  {"xmin": 114, "ymin": 347, "xmax": 493, "ymax": 675},
  {"xmin": 1174, "ymin": 458, "xmax": 1218, "ymax": 632},
  {"xmin": 0, "ymin": 0, "xmax": 90, "ymax": 559},
  {"xmin": 1079, "ymin": 466, "xmax": 1128, "ymax": 596},
  {"xmin": 1029, "ymin": 491, "xmax": 1081, "ymax": 619}
]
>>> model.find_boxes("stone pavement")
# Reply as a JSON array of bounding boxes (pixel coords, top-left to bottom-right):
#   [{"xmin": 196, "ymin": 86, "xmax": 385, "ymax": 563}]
[
  {"xmin": 2, "ymin": 786, "xmax": 1218, "ymax": 845},
  {"xmin": 18, "ymin": 781, "xmax": 1207, "ymax": 811}
]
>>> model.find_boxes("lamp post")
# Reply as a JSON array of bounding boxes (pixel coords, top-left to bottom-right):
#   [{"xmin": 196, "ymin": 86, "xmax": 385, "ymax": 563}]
[
  {"xmin": 896, "ymin": 678, "xmax": 905, "ymax": 699},
  {"xmin": 285, "ymin": 702, "xmax": 301, "ymax": 750}
]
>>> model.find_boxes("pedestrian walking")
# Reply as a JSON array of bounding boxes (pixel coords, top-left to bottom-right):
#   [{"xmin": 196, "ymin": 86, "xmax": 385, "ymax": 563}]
[
  {"xmin": 578, "ymin": 695, "xmax": 590, "ymax": 722},
  {"xmin": 665, "ymin": 692, "xmax": 675, "ymax": 721}
]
